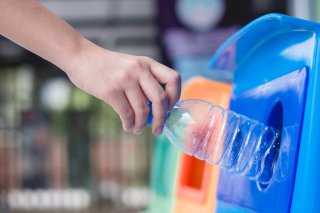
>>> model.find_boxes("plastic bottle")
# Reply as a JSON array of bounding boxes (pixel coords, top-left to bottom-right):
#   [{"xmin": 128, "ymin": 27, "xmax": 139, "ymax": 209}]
[{"xmin": 164, "ymin": 99, "xmax": 281, "ymax": 185}]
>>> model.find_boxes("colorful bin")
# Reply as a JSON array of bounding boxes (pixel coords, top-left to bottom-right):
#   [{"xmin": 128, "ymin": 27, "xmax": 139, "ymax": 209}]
[{"xmin": 209, "ymin": 13, "xmax": 320, "ymax": 213}]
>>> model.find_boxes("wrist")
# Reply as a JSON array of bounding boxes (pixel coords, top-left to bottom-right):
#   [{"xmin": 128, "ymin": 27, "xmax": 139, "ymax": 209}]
[{"xmin": 57, "ymin": 35, "xmax": 88, "ymax": 72}]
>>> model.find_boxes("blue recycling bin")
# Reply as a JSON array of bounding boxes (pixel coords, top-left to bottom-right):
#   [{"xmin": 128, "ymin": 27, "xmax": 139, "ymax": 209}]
[{"xmin": 209, "ymin": 14, "xmax": 320, "ymax": 213}]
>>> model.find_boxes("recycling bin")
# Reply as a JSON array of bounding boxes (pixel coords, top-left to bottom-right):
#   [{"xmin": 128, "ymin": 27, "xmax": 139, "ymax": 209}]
[{"xmin": 208, "ymin": 13, "xmax": 320, "ymax": 213}]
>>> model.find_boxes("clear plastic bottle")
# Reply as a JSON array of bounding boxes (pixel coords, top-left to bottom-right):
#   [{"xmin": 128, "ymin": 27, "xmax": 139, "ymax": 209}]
[{"xmin": 164, "ymin": 99, "xmax": 281, "ymax": 185}]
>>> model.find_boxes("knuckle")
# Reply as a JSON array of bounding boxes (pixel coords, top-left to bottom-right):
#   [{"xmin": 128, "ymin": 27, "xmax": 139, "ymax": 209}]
[
  {"xmin": 108, "ymin": 84, "xmax": 119, "ymax": 94},
  {"xmin": 128, "ymin": 59, "xmax": 143, "ymax": 72},
  {"xmin": 136, "ymin": 108, "xmax": 145, "ymax": 118},
  {"xmin": 171, "ymin": 71, "xmax": 181, "ymax": 83},
  {"xmin": 156, "ymin": 91, "xmax": 168, "ymax": 103},
  {"xmin": 138, "ymin": 105, "xmax": 150, "ymax": 117},
  {"xmin": 134, "ymin": 105, "xmax": 150, "ymax": 131},
  {"xmin": 117, "ymin": 71, "xmax": 132, "ymax": 82},
  {"xmin": 140, "ymin": 56, "xmax": 152, "ymax": 62},
  {"xmin": 143, "ymin": 105, "xmax": 150, "ymax": 115},
  {"xmin": 135, "ymin": 106, "xmax": 149, "ymax": 124},
  {"xmin": 103, "ymin": 85, "xmax": 119, "ymax": 103},
  {"xmin": 123, "ymin": 110, "xmax": 135, "ymax": 122},
  {"xmin": 101, "ymin": 91, "xmax": 112, "ymax": 104}
]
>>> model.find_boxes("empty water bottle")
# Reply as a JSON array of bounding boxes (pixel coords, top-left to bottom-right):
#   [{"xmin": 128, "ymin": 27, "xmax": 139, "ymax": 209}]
[{"xmin": 164, "ymin": 99, "xmax": 281, "ymax": 185}]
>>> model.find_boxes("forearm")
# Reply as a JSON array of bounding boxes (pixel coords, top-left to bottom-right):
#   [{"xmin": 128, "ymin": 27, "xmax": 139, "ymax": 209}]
[{"xmin": 0, "ymin": 0, "xmax": 85, "ymax": 71}]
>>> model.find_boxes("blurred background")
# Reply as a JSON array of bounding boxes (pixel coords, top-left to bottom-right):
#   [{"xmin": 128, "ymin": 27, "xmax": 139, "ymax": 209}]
[{"xmin": 0, "ymin": 0, "xmax": 317, "ymax": 212}]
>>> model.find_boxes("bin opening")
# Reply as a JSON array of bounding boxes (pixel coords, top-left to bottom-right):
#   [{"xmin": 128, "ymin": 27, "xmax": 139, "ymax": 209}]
[
  {"xmin": 177, "ymin": 154, "xmax": 211, "ymax": 202},
  {"xmin": 180, "ymin": 155, "xmax": 205, "ymax": 189},
  {"xmin": 257, "ymin": 101, "xmax": 283, "ymax": 190}
]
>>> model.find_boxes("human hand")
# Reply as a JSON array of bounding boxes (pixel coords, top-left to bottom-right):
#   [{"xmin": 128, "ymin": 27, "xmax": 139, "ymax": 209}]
[
  {"xmin": 64, "ymin": 40, "xmax": 181, "ymax": 135},
  {"xmin": 0, "ymin": 0, "xmax": 180, "ymax": 135}
]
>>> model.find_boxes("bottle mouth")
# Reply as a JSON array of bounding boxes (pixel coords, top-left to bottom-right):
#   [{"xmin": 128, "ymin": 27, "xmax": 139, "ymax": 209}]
[{"xmin": 164, "ymin": 99, "xmax": 219, "ymax": 156}]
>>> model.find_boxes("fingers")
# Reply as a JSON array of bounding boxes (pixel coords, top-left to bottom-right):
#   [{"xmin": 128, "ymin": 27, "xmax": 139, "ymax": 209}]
[
  {"xmin": 108, "ymin": 91, "xmax": 134, "ymax": 132},
  {"xmin": 125, "ymin": 85, "xmax": 149, "ymax": 134},
  {"xmin": 103, "ymin": 56, "xmax": 181, "ymax": 136},
  {"xmin": 139, "ymin": 71, "xmax": 169, "ymax": 135},
  {"xmin": 148, "ymin": 60, "xmax": 181, "ymax": 108}
]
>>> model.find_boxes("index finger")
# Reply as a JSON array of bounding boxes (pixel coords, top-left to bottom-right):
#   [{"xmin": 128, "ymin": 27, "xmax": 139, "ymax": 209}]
[{"xmin": 149, "ymin": 60, "xmax": 181, "ymax": 108}]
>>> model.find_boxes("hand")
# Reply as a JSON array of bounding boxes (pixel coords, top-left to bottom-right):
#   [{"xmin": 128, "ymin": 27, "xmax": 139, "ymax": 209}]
[
  {"xmin": 65, "ymin": 39, "xmax": 181, "ymax": 135},
  {"xmin": 0, "ymin": 0, "xmax": 181, "ymax": 135}
]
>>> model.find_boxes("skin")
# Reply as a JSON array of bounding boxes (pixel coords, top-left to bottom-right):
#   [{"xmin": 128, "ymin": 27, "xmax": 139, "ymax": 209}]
[{"xmin": 0, "ymin": 0, "xmax": 181, "ymax": 135}]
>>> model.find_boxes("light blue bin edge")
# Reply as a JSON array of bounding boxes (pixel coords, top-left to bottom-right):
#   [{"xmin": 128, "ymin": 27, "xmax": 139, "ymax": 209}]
[
  {"xmin": 209, "ymin": 13, "xmax": 320, "ymax": 71},
  {"xmin": 208, "ymin": 13, "xmax": 320, "ymax": 212}
]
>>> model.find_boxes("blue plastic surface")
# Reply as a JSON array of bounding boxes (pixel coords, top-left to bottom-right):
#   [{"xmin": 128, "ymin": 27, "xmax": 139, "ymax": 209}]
[
  {"xmin": 218, "ymin": 68, "xmax": 308, "ymax": 212},
  {"xmin": 147, "ymin": 101, "xmax": 153, "ymax": 125},
  {"xmin": 209, "ymin": 14, "xmax": 320, "ymax": 212}
]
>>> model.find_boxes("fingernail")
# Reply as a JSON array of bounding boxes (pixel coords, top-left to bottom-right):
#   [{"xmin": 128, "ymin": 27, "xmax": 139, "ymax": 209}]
[
  {"xmin": 123, "ymin": 125, "xmax": 132, "ymax": 133},
  {"xmin": 154, "ymin": 126, "xmax": 163, "ymax": 135},
  {"xmin": 134, "ymin": 129, "xmax": 144, "ymax": 135}
]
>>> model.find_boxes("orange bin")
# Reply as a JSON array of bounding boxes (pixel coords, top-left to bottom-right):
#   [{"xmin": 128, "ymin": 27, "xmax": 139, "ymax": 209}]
[{"xmin": 174, "ymin": 77, "xmax": 232, "ymax": 213}]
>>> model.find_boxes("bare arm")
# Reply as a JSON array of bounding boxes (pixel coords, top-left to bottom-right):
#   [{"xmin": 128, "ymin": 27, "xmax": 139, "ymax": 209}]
[
  {"xmin": 0, "ymin": 0, "xmax": 83, "ymax": 70},
  {"xmin": 0, "ymin": 0, "xmax": 181, "ymax": 135}
]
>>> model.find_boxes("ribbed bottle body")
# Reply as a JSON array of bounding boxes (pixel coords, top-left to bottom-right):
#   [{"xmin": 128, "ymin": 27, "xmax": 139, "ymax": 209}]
[{"xmin": 164, "ymin": 99, "xmax": 280, "ymax": 184}]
